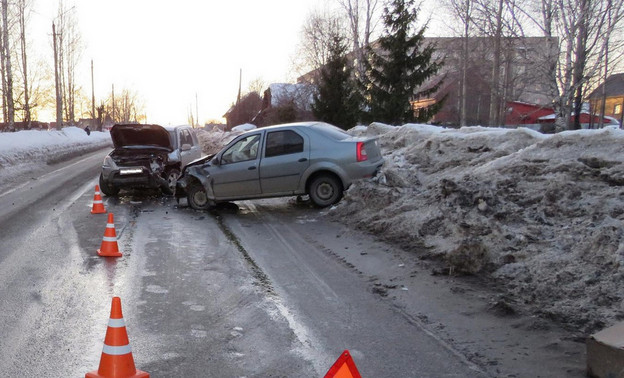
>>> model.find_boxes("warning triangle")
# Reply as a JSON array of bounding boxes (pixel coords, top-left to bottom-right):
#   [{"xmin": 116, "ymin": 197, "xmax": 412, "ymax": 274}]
[{"xmin": 324, "ymin": 350, "xmax": 362, "ymax": 378}]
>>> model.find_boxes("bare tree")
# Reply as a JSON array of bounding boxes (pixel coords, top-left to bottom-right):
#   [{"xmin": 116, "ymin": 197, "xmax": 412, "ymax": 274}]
[
  {"xmin": 105, "ymin": 88, "xmax": 145, "ymax": 124},
  {"xmin": 1, "ymin": 0, "xmax": 15, "ymax": 127},
  {"xmin": 296, "ymin": 9, "xmax": 346, "ymax": 76},
  {"xmin": 518, "ymin": 0, "xmax": 624, "ymax": 130},
  {"xmin": 247, "ymin": 77, "xmax": 266, "ymax": 95},
  {"xmin": 337, "ymin": 0, "xmax": 381, "ymax": 77},
  {"xmin": 16, "ymin": 0, "xmax": 31, "ymax": 125},
  {"xmin": 56, "ymin": 1, "xmax": 83, "ymax": 125},
  {"xmin": 594, "ymin": 0, "xmax": 624, "ymax": 127},
  {"xmin": 445, "ymin": 0, "xmax": 474, "ymax": 126}
]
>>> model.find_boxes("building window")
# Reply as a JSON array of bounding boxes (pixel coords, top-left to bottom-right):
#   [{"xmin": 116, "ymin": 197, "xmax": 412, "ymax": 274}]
[{"xmin": 615, "ymin": 104, "xmax": 622, "ymax": 115}]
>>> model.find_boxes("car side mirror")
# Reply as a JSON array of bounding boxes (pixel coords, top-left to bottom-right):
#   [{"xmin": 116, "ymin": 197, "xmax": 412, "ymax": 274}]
[
  {"xmin": 181, "ymin": 143, "xmax": 191, "ymax": 151},
  {"xmin": 212, "ymin": 156, "xmax": 221, "ymax": 166}
]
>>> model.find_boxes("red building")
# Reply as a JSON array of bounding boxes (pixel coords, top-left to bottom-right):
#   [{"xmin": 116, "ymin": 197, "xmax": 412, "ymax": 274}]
[
  {"xmin": 504, "ymin": 101, "xmax": 620, "ymax": 130},
  {"xmin": 504, "ymin": 101, "xmax": 554, "ymax": 125}
]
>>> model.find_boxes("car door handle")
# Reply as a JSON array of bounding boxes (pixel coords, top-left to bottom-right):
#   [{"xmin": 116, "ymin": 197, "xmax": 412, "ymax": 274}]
[
  {"xmin": 298, "ymin": 158, "xmax": 308, "ymax": 162},
  {"xmin": 248, "ymin": 166, "xmax": 257, "ymax": 170}
]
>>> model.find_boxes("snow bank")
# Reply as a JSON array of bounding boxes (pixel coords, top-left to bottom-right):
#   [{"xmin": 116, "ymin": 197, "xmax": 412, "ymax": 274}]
[
  {"xmin": 0, "ymin": 127, "xmax": 112, "ymax": 178},
  {"xmin": 231, "ymin": 123, "xmax": 257, "ymax": 132},
  {"xmin": 335, "ymin": 123, "xmax": 624, "ymax": 333}
]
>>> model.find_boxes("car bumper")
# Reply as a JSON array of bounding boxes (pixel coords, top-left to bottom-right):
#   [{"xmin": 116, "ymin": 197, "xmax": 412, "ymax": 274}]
[{"xmin": 102, "ymin": 167, "xmax": 167, "ymax": 189}]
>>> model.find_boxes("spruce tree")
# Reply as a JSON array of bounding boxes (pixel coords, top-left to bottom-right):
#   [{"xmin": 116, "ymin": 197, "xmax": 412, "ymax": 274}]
[
  {"xmin": 312, "ymin": 34, "xmax": 361, "ymax": 130},
  {"xmin": 363, "ymin": 0, "xmax": 443, "ymax": 125}
]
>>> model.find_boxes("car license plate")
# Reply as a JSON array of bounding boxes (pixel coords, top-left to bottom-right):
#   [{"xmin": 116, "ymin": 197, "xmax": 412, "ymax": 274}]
[{"xmin": 120, "ymin": 168, "xmax": 143, "ymax": 175}]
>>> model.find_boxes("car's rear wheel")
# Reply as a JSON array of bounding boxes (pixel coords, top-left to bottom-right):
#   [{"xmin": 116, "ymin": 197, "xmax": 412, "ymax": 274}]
[
  {"xmin": 162, "ymin": 169, "xmax": 180, "ymax": 195},
  {"xmin": 99, "ymin": 174, "xmax": 119, "ymax": 196},
  {"xmin": 187, "ymin": 182, "xmax": 212, "ymax": 210},
  {"xmin": 308, "ymin": 174, "xmax": 343, "ymax": 207}
]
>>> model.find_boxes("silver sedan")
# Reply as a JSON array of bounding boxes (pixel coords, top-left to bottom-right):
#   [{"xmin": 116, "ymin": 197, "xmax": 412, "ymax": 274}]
[{"xmin": 176, "ymin": 122, "xmax": 384, "ymax": 208}]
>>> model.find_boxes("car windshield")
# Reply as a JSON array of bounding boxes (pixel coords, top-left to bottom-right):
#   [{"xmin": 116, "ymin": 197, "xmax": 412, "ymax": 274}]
[
  {"xmin": 168, "ymin": 130, "xmax": 177, "ymax": 148},
  {"xmin": 311, "ymin": 123, "xmax": 350, "ymax": 140}
]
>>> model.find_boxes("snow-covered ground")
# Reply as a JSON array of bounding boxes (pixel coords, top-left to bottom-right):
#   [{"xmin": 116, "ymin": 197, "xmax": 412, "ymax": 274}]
[
  {"xmin": 2, "ymin": 124, "xmax": 623, "ymax": 334},
  {"xmin": 0, "ymin": 127, "xmax": 111, "ymax": 181}
]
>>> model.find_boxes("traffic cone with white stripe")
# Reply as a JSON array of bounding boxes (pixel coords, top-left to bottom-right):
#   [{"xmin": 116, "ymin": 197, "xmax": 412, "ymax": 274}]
[
  {"xmin": 91, "ymin": 185, "xmax": 106, "ymax": 214},
  {"xmin": 97, "ymin": 213, "xmax": 122, "ymax": 257},
  {"xmin": 86, "ymin": 297, "xmax": 149, "ymax": 378}
]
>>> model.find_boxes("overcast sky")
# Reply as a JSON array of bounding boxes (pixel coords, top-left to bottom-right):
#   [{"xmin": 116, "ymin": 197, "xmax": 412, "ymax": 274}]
[
  {"xmin": 30, "ymin": 0, "xmax": 445, "ymax": 126},
  {"xmin": 30, "ymin": 0, "xmax": 328, "ymax": 125}
]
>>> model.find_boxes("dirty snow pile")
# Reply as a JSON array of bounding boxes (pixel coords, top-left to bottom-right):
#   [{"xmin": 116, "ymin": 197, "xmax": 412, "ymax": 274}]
[
  {"xmin": 0, "ymin": 127, "xmax": 111, "ymax": 181},
  {"xmin": 337, "ymin": 122, "xmax": 624, "ymax": 333},
  {"xmin": 196, "ymin": 125, "xmax": 255, "ymax": 155}
]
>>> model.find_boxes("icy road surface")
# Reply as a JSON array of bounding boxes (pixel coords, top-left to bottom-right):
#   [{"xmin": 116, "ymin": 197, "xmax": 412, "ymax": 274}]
[{"xmin": 0, "ymin": 149, "xmax": 585, "ymax": 377}]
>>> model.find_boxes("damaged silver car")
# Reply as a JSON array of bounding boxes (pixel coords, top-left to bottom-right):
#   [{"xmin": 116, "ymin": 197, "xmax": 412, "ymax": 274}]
[
  {"xmin": 176, "ymin": 122, "xmax": 384, "ymax": 209},
  {"xmin": 99, "ymin": 124, "xmax": 202, "ymax": 196}
]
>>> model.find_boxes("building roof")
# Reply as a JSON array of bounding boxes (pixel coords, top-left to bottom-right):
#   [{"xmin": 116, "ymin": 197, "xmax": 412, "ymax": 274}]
[{"xmin": 589, "ymin": 73, "xmax": 624, "ymax": 98}]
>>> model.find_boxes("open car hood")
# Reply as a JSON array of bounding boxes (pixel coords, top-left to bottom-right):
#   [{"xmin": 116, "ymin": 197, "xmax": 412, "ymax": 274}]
[{"xmin": 110, "ymin": 124, "xmax": 173, "ymax": 151}]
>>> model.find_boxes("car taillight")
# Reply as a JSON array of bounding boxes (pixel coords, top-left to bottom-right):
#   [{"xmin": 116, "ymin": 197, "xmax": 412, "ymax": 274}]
[{"xmin": 356, "ymin": 142, "xmax": 368, "ymax": 162}]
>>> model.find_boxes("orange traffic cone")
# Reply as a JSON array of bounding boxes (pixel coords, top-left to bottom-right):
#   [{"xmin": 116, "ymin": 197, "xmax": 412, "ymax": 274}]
[
  {"xmin": 324, "ymin": 350, "xmax": 362, "ymax": 378},
  {"xmin": 86, "ymin": 297, "xmax": 149, "ymax": 378},
  {"xmin": 97, "ymin": 213, "xmax": 122, "ymax": 257},
  {"xmin": 91, "ymin": 185, "xmax": 107, "ymax": 214}
]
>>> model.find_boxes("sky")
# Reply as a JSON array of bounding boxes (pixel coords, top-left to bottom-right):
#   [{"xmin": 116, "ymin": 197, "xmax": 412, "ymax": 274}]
[{"xmin": 30, "ymin": 0, "xmax": 328, "ymax": 125}]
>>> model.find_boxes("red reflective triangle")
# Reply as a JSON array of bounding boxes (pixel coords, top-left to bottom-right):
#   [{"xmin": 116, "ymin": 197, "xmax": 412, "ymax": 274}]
[{"xmin": 324, "ymin": 350, "xmax": 362, "ymax": 378}]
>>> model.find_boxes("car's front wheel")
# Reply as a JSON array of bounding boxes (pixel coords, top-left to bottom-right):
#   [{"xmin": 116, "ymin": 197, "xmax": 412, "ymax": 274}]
[
  {"xmin": 99, "ymin": 174, "xmax": 119, "ymax": 196},
  {"xmin": 162, "ymin": 169, "xmax": 180, "ymax": 195},
  {"xmin": 187, "ymin": 182, "xmax": 212, "ymax": 210},
  {"xmin": 308, "ymin": 174, "xmax": 343, "ymax": 207}
]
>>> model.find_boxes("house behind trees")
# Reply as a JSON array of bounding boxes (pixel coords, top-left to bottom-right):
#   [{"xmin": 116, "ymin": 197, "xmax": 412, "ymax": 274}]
[
  {"xmin": 588, "ymin": 73, "xmax": 624, "ymax": 127},
  {"xmin": 412, "ymin": 36, "xmax": 557, "ymax": 127},
  {"xmin": 298, "ymin": 36, "xmax": 557, "ymax": 127}
]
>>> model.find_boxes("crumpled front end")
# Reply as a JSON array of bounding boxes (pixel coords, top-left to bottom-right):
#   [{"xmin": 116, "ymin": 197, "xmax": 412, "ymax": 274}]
[
  {"xmin": 175, "ymin": 163, "xmax": 213, "ymax": 200},
  {"xmin": 102, "ymin": 149, "xmax": 170, "ymax": 189}
]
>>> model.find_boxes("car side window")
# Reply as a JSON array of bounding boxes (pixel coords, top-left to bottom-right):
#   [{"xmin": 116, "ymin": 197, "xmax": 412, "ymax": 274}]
[
  {"xmin": 221, "ymin": 134, "xmax": 260, "ymax": 164},
  {"xmin": 265, "ymin": 130, "xmax": 304, "ymax": 158},
  {"xmin": 180, "ymin": 129, "xmax": 193, "ymax": 146}
]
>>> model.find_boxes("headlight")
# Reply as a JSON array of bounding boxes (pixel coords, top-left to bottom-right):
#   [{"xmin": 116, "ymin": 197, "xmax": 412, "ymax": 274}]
[{"xmin": 103, "ymin": 155, "xmax": 117, "ymax": 169}]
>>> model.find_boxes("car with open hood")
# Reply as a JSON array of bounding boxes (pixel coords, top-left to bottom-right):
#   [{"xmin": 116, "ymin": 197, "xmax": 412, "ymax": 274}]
[
  {"xmin": 99, "ymin": 124, "xmax": 202, "ymax": 196},
  {"xmin": 175, "ymin": 122, "xmax": 384, "ymax": 209}
]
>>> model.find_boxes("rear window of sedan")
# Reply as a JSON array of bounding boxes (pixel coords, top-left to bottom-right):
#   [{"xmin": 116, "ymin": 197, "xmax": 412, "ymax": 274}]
[
  {"xmin": 310, "ymin": 123, "xmax": 350, "ymax": 140},
  {"xmin": 265, "ymin": 130, "xmax": 304, "ymax": 157}
]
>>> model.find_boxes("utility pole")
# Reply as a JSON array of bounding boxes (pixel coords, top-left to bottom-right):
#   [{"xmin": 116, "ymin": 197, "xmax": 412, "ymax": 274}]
[
  {"xmin": 91, "ymin": 60, "xmax": 95, "ymax": 120},
  {"xmin": 195, "ymin": 92, "xmax": 199, "ymax": 128},
  {"xmin": 236, "ymin": 68, "xmax": 242, "ymax": 105},
  {"xmin": 111, "ymin": 84, "xmax": 115, "ymax": 123},
  {"xmin": 53, "ymin": 22, "xmax": 62, "ymax": 130}
]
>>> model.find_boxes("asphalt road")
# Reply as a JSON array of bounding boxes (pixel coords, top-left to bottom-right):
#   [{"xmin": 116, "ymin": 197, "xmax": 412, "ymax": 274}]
[{"xmin": 0, "ymin": 149, "xmax": 586, "ymax": 377}]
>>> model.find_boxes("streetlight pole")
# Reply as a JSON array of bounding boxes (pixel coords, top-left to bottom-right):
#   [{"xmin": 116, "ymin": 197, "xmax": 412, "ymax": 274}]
[
  {"xmin": 52, "ymin": 22, "xmax": 62, "ymax": 130},
  {"xmin": 91, "ymin": 59, "xmax": 95, "ymax": 124}
]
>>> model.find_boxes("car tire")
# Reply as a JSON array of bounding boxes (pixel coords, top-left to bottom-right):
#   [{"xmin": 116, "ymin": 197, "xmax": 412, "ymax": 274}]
[
  {"xmin": 99, "ymin": 174, "xmax": 119, "ymax": 196},
  {"xmin": 162, "ymin": 169, "xmax": 180, "ymax": 195},
  {"xmin": 187, "ymin": 182, "xmax": 212, "ymax": 210},
  {"xmin": 308, "ymin": 174, "xmax": 343, "ymax": 208}
]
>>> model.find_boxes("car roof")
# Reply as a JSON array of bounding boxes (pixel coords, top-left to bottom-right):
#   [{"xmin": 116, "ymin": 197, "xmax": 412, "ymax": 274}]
[
  {"xmin": 259, "ymin": 121, "xmax": 324, "ymax": 131},
  {"xmin": 162, "ymin": 125, "xmax": 194, "ymax": 131}
]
